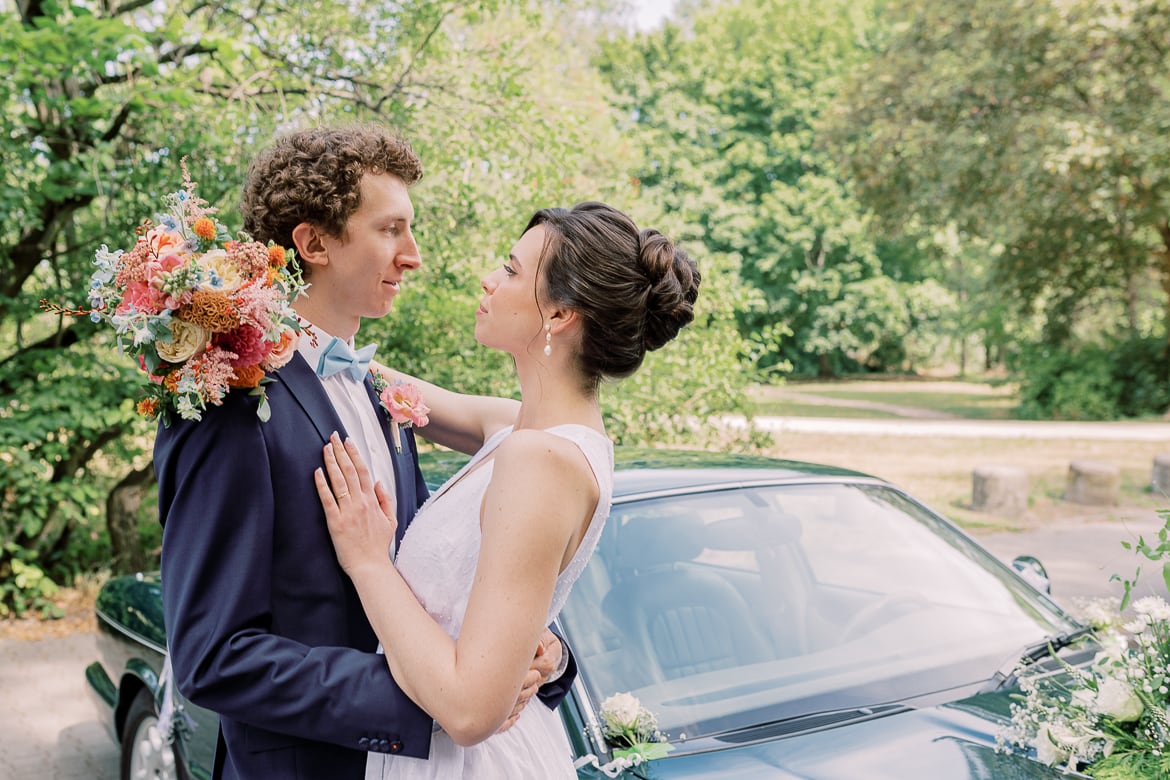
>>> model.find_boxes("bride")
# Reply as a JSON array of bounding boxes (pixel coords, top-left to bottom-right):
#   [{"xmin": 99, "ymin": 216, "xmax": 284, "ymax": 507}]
[{"xmin": 313, "ymin": 201, "xmax": 700, "ymax": 778}]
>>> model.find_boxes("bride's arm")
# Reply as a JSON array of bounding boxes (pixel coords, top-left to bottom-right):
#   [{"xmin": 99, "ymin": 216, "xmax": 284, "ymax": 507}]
[
  {"xmin": 317, "ymin": 432, "xmax": 595, "ymax": 746},
  {"xmin": 370, "ymin": 360, "xmax": 518, "ymax": 456}
]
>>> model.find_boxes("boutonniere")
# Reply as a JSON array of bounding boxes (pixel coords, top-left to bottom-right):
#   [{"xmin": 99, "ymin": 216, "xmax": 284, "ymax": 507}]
[{"xmin": 370, "ymin": 372, "xmax": 430, "ymax": 453}]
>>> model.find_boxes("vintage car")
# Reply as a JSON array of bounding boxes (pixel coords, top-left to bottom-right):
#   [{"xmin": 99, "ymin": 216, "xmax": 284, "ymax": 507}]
[{"xmin": 87, "ymin": 449, "xmax": 1090, "ymax": 779}]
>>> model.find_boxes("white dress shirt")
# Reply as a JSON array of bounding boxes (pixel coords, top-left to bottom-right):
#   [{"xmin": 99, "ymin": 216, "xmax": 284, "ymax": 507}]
[{"xmin": 297, "ymin": 325, "xmax": 397, "ymax": 537}]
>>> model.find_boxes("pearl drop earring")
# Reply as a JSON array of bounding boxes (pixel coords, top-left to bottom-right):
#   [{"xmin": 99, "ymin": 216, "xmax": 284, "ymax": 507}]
[{"xmin": 543, "ymin": 323, "xmax": 552, "ymax": 357}]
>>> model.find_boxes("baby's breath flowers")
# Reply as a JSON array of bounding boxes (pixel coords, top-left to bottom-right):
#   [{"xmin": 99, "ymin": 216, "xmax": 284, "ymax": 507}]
[
  {"xmin": 48, "ymin": 159, "xmax": 307, "ymax": 424},
  {"xmin": 999, "ymin": 596, "xmax": 1170, "ymax": 778}
]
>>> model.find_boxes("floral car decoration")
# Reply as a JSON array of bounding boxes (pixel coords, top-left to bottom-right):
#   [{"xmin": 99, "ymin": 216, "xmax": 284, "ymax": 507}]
[
  {"xmin": 575, "ymin": 692, "xmax": 674, "ymax": 778},
  {"xmin": 999, "ymin": 510, "xmax": 1170, "ymax": 779}
]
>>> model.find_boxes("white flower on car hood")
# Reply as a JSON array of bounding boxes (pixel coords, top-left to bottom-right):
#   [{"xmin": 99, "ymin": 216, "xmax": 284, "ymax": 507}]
[{"xmin": 1095, "ymin": 677, "xmax": 1144, "ymax": 722}]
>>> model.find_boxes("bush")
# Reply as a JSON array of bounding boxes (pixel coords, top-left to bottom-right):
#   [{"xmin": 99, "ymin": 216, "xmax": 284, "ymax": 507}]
[
  {"xmin": 0, "ymin": 545, "xmax": 63, "ymax": 619},
  {"xmin": 1015, "ymin": 337, "xmax": 1170, "ymax": 420},
  {"xmin": 1111, "ymin": 337, "xmax": 1170, "ymax": 417}
]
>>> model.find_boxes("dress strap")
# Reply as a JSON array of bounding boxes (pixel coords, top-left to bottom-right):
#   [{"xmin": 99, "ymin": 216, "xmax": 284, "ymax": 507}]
[{"xmin": 424, "ymin": 425, "xmax": 513, "ymax": 506}]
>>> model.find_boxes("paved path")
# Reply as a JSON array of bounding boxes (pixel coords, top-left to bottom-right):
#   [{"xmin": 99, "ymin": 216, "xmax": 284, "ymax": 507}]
[
  {"xmin": 0, "ymin": 632, "xmax": 119, "ymax": 779},
  {"xmin": 739, "ymin": 415, "xmax": 1170, "ymax": 441},
  {"xmin": 973, "ymin": 508, "xmax": 1170, "ymax": 605}
]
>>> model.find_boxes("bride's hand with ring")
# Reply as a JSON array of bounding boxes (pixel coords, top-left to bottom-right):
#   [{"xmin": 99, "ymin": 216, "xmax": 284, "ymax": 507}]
[{"xmin": 315, "ymin": 432, "xmax": 398, "ymax": 576}]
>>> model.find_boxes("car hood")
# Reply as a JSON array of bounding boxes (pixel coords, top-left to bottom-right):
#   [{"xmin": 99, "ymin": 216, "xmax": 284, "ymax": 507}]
[{"xmin": 578, "ymin": 691, "xmax": 1084, "ymax": 779}]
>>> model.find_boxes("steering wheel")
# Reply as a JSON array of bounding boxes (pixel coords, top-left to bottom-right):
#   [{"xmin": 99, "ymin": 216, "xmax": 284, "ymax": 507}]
[{"xmin": 841, "ymin": 594, "xmax": 928, "ymax": 641}]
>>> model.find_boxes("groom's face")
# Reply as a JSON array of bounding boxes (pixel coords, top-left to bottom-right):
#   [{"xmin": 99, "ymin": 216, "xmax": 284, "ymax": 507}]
[{"xmin": 318, "ymin": 173, "xmax": 420, "ymax": 325}]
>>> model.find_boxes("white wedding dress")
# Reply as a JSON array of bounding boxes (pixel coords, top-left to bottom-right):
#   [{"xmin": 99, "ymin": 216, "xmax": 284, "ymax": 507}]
[{"xmin": 366, "ymin": 424, "xmax": 614, "ymax": 780}]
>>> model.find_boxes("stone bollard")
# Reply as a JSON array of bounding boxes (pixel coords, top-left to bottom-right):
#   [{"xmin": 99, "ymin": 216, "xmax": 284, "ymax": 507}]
[
  {"xmin": 1064, "ymin": 459, "xmax": 1120, "ymax": 505},
  {"xmin": 1153, "ymin": 454, "xmax": 1170, "ymax": 496},
  {"xmin": 971, "ymin": 465, "xmax": 1029, "ymax": 518}
]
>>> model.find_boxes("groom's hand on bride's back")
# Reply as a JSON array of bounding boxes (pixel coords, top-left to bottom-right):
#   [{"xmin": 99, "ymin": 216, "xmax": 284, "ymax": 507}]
[{"xmin": 497, "ymin": 629, "xmax": 563, "ymax": 733}]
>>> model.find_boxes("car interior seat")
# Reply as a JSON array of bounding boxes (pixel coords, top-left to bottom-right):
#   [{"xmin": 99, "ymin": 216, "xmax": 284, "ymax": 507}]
[{"xmin": 601, "ymin": 512, "xmax": 774, "ymax": 686}]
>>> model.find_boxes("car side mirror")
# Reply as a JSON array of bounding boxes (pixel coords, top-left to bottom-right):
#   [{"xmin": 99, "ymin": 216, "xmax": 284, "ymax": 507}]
[{"xmin": 1011, "ymin": 555, "xmax": 1051, "ymax": 594}]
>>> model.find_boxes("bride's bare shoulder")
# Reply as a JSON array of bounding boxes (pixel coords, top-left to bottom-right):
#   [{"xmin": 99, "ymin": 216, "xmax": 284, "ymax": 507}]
[{"xmin": 492, "ymin": 428, "xmax": 596, "ymax": 487}]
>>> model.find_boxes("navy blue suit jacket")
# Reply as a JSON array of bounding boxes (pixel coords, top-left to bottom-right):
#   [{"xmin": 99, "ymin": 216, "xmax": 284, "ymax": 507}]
[{"xmin": 157, "ymin": 354, "xmax": 436, "ymax": 779}]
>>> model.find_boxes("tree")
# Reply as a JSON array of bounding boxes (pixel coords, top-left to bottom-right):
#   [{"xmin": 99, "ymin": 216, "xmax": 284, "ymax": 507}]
[
  {"xmin": 1, "ymin": 0, "xmax": 762, "ymax": 611},
  {"xmin": 378, "ymin": 4, "xmax": 768, "ymax": 451},
  {"xmin": 826, "ymin": 0, "xmax": 1170, "ymax": 348},
  {"xmin": 596, "ymin": 0, "xmax": 942, "ymax": 377},
  {"xmin": 0, "ymin": 0, "xmax": 601, "ymax": 607}
]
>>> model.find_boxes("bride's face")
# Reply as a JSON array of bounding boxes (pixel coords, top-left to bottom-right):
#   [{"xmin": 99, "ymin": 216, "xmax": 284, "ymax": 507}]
[{"xmin": 475, "ymin": 225, "xmax": 550, "ymax": 357}]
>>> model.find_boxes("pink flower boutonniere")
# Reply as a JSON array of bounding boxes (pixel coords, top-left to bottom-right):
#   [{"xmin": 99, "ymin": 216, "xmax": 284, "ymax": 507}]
[{"xmin": 372, "ymin": 374, "xmax": 430, "ymax": 453}]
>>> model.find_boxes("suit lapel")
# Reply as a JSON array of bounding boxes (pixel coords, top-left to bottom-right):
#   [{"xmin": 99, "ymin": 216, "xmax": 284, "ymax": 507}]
[
  {"xmin": 280, "ymin": 356, "xmax": 420, "ymax": 547},
  {"xmin": 276, "ymin": 353, "xmax": 348, "ymax": 443}
]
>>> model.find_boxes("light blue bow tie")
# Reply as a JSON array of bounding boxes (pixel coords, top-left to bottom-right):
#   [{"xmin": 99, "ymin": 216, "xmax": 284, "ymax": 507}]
[{"xmin": 316, "ymin": 337, "xmax": 377, "ymax": 381}]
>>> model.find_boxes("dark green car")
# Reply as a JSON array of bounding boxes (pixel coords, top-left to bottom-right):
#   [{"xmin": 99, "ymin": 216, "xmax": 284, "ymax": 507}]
[{"xmin": 87, "ymin": 450, "xmax": 1090, "ymax": 779}]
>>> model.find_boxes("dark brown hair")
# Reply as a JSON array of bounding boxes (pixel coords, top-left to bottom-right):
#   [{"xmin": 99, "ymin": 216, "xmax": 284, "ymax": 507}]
[
  {"xmin": 240, "ymin": 124, "xmax": 422, "ymax": 274},
  {"xmin": 526, "ymin": 202, "xmax": 700, "ymax": 389}
]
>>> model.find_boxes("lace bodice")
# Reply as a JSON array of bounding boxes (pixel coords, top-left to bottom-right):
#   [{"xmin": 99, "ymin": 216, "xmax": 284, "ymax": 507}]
[{"xmin": 395, "ymin": 424, "xmax": 614, "ymax": 640}]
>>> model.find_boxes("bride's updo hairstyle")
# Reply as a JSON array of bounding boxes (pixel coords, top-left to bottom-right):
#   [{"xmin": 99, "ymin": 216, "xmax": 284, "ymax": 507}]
[{"xmin": 525, "ymin": 202, "xmax": 700, "ymax": 389}]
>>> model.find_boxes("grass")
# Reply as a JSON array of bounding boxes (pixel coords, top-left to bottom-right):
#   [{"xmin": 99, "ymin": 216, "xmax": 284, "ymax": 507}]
[
  {"xmin": 792, "ymin": 389, "xmax": 1016, "ymax": 419},
  {"xmin": 763, "ymin": 428, "xmax": 1167, "ymax": 535},
  {"xmin": 750, "ymin": 378, "xmax": 1019, "ymax": 419},
  {"xmin": 749, "ymin": 401, "xmax": 900, "ymax": 419},
  {"xmin": 743, "ymin": 374, "xmax": 1169, "ymax": 535}
]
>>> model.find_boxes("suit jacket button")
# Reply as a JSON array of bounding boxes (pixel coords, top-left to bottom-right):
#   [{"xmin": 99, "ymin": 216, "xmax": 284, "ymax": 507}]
[
  {"xmin": 358, "ymin": 737, "xmax": 370, "ymax": 749},
  {"xmin": 389, "ymin": 740, "xmax": 403, "ymax": 753}
]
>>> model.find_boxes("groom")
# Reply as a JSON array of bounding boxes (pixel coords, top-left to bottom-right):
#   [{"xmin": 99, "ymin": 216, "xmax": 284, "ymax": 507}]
[{"xmin": 156, "ymin": 125, "xmax": 573, "ymax": 779}]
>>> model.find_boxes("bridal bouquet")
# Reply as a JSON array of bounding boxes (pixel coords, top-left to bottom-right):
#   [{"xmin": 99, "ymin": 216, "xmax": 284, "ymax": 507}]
[
  {"xmin": 999, "ymin": 596, "xmax": 1170, "ymax": 778},
  {"xmin": 80, "ymin": 164, "xmax": 307, "ymax": 424}
]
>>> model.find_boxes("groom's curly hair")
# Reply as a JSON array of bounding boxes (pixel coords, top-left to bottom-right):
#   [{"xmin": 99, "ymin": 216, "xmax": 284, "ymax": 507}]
[{"xmin": 240, "ymin": 124, "xmax": 423, "ymax": 275}]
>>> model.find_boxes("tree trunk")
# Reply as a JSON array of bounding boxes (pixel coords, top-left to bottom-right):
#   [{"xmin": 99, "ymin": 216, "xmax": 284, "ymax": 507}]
[
  {"xmin": 106, "ymin": 463, "xmax": 156, "ymax": 575},
  {"xmin": 817, "ymin": 352, "xmax": 834, "ymax": 378}
]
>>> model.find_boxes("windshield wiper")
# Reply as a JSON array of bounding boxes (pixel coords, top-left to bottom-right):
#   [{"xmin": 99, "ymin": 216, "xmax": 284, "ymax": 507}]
[
  {"xmin": 984, "ymin": 626, "xmax": 1095, "ymax": 692},
  {"xmin": 714, "ymin": 703, "xmax": 912, "ymax": 743}
]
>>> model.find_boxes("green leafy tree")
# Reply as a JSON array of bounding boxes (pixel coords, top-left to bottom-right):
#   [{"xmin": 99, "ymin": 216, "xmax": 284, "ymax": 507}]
[
  {"xmin": 597, "ymin": 0, "xmax": 940, "ymax": 377},
  {"xmin": 826, "ymin": 0, "xmax": 1170, "ymax": 348},
  {"xmin": 2, "ymin": 0, "xmax": 761, "ymax": 613},
  {"xmin": 380, "ymin": 5, "xmax": 767, "ymax": 451},
  {"xmin": 0, "ymin": 0, "xmax": 580, "ymax": 604}
]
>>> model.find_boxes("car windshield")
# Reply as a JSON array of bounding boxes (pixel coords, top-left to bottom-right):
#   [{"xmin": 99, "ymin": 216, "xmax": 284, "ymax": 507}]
[{"xmin": 556, "ymin": 481, "xmax": 1077, "ymax": 744}]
